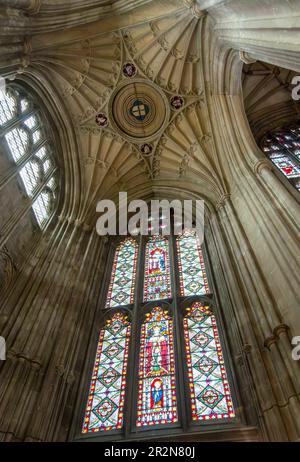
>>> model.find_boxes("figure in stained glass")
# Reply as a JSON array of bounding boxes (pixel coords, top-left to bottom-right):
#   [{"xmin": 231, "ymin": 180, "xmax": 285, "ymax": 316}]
[
  {"xmin": 146, "ymin": 323, "xmax": 168, "ymax": 376},
  {"xmin": 143, "ymin": 236, "xmax": 171, "ymax": 301},
  {"xmin": 137, "ymin": 307, "xmax": 177, "ymax": 427},
  {"xmin": 151, "ymin": 378, "xmax": 164, "ymax": 409}
]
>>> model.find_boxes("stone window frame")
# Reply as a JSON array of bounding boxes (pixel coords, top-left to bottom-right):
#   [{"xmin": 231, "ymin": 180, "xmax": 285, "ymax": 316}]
[
  {"xmin": 74, "ymin": 226, "xmax": 244, "ymax": 442},
  {"xmin": 0, "ymin": 82, "xmax": 59, "ymax": 229}
]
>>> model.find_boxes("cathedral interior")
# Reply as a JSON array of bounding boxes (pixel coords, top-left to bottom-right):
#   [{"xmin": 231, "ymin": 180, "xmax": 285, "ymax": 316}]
[{"xmin": 0, "ymin": 0, "xmax": 300, "ymax": 443}]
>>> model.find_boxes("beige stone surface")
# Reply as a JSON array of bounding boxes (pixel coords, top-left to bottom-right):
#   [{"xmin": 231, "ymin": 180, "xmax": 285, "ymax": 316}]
[{"xmin": 0, "ymin": 0, "xmax": 299, "ymax": 442}]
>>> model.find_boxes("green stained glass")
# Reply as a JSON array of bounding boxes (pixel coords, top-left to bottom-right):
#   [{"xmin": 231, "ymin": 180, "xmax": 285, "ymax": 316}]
[
  {"xmin": 82, "ymin": 312, "xmax": 131, "ymax": 433},
  {"xmin": 184, "ymin": 302, "xmax": 235, "ymax": 421},
  {"xmin": 177, "ymin": 229, "xmax": 210, "ymax": 296},
  {"xmin": 106, "ymin": 238, "xmax": 138, "ymax": 307}
]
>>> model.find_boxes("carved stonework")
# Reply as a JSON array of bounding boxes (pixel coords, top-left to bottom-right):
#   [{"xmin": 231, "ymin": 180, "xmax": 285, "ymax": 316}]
[
  {"xmin": 0, "ymin": 248, "xmax": 16, "ymax": 294},
  {"xmin": 239, "ymin": 51, "xmax": 257, "ymax": 65},
  {"xmin": 254, "ymin": 159, "xmax": 273, "ymax": 175},
  {"xmin": 26, "ymin": 0, "xmax": 42, "ymax": 15},
  {"xmin": 184, "ymin": 0, "xmax": 206, "ymax": 18}
]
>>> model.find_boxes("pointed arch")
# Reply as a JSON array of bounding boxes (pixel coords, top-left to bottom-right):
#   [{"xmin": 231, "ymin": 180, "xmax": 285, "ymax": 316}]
[
  {"xmin": 136, "ymin": 306, "xmax": 178, "ymax": 428},
  {"xmin": 176, "ymin": 229, "xmax": 210, "ymax": 297},
  {"xmin": 82, "ymin": 311, "xmax": 131, "ymax": 433},
  {"xmin": 143, "ymin": 236, "xmax": 171, "ymax": 302},
  {"xmin": 183, "ymin": 302, "xmax": 235, "ymax": 422},
  {"xmin": 0, "ymin": 84, "xmax": 59, "ymax": 228},
  {"xmin": 106, "ymin": 238, "xmax": 138, "ymax": 308}
]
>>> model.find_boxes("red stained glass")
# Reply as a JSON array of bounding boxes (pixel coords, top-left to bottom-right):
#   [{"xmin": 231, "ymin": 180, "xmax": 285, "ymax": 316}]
[
  {"xmin": 177, "ymin": 229, "xmax": 210, "ymax": 296},
  {"xmin": 184, "ymin": 302, "xmax": 235, "ymax": 421},
  {"xmin": 137, "ymin": 307, "xmax": 178, "ymax": 427},
  {"xmin": 106, "ymin": 238, "xmax": 138, "ymax": 308},
  {"xmin": 261, "ymin": 125, "xmax": 300, "ymax": 191},
  {"xmin": 82, "ymin": 312, "xmax": 131, "ymax": 433},
  {"xmin": 143, "ymin": 236, "xmax": 171, "ymax": 301}
]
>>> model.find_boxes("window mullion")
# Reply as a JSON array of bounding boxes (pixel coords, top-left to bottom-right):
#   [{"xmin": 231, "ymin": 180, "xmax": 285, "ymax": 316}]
[
  {"xmin": 169, "ymin": 228, "xmax": 188, "ymax": 431},
  {"xmin": 0, "ymin": 108, "xmax": 36, "ymax": 137},
  {"xmin": 123, "ymin": 233, "xmax": 145, "ymax": 437},
  {"xmin": 0, "ymin": 139, "xmax": 47, "ymax": 193},
  {"xmin": 0, "ymin": 166, "xmax": 58, "ymax": 251}
]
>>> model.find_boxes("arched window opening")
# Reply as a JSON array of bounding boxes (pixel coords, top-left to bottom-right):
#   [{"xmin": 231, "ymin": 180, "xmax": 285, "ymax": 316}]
[
  {"xmin": 143, "ymin": 236, "xmax": 171, "ymax": 302},
  {"xmin": 106, "ymin": 238, "xmax": 138, "ymax": 308},
  {"xmin": 137, "ymin": 306, "xmax": 177, "ymax": 427},
  {"xmin": 82, "ymin": 228, "xmax": 236, "ymax": 439},
  {"xmin": 184, "ymin": 302, "xmax": 235, "ymax": 422},
  {"xmin": 0, "ymin": 85, "xmax": 59, "ymax": 228},
  {"xmin": 261, "ymin": 125, "xmax": 300, "ymax": 192},
  {"xmin": 177, "ymin": 229, "xmax": 210, "ymax": 296},
  {"xmin": 82, "ymin": 311, "xmax": 131, "ymax": 434}
]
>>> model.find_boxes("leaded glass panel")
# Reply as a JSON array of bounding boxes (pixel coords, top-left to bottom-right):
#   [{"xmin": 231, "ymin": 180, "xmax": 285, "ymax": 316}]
[
  {"xmin": 106, "ymin": 238, "xmax": 138, "ymax": 308},
  {"xmin": 83, "ymin": 312, "xmax": 131, "ymax": 433},
  {"xmin": 177, "ymin": 230, "xmax": 210, "ymax": 296},
  {"xmin": 143, "ymin": 236, "xmax": 171, "ymax": 301},
  {"xmin": 137, "ymin": 307, "xmax": 177, "ymax": 427},
  {"xmin": 184, "ymin": 302, "xmax": 235, "ymax": 421}
]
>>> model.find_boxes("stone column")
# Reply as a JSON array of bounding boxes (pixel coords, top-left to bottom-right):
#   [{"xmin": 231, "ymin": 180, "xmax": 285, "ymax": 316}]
[{"xmin": 0, "ymin": 220, "xmax": 109, "ymax": 441}]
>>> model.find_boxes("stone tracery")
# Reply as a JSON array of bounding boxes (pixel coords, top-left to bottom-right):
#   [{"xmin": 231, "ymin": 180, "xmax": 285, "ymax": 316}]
[{"xmin": 0, "ymin": 0, "xmax": 299, "ymax": 443}]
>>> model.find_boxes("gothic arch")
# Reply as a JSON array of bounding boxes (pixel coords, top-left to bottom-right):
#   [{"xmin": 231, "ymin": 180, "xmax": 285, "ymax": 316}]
[{"xmin": 72, "ymin": 229, "xmax": 248, "ymax": 441}]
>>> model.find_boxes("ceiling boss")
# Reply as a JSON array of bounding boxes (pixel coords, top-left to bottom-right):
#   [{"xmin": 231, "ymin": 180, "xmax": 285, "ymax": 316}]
[{"xmin": 108, "ymin": 79, "xmax": 170, "ymax": 143}]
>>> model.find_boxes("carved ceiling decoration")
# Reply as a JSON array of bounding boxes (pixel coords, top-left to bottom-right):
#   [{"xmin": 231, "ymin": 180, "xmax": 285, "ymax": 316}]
[
  {"xmin": 109, "ymin": 79, "xmax": 169, "ymax": 142},
  {"xmin": 123, "ymin": 9, "xmax": 204, "ymax": 95},
  {"xmin": 22, "ymin": 5, "xmax": 232, "ymax": 226}
]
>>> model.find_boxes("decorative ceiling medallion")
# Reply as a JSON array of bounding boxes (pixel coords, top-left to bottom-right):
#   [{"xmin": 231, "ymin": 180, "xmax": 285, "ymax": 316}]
[
  {"xmin": 108, "ymin": 79, "xmax": 170, "ymax": 143},
  {"xmin": 122, "ymin": 62, "xmax": 137, "ymax": 78},
  {"xmin": 95, "ymin": 112, "xmax": 108, "ymax": 127},
  {"xmin": 170, "ymin": 95, "xmax": 185, "ymax": 110},
  {"xmin": 140, "ymin": 143, "xmax": 153, "ymax": 156}
]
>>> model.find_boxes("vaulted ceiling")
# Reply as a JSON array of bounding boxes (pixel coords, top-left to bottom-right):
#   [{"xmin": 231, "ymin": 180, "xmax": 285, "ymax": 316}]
[
  {"xmin": 243, "ymin": 61, "xmax": 300, "ymax": 141},
  {"xmin": 7, "ymin": 0, "xmax": 298, "ymax": 228},
  {"xmin": 22, "ymin": 1, "xmax": 231, "ymax": 227}
]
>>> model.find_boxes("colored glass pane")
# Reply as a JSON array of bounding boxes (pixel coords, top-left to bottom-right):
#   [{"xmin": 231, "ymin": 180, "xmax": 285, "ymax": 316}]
[
  {"xmin": 137, "ymin": 307, "xmax": 177, "ymax": 427},
  {"xmin": 269, "ymin": 154, "xmax": 300, "ymax": 178},
  {"xmin": 106, "ymin": 238, "xmax": 138, "ymax": 307},
  {"xmin": 83, "ymin": 312, "xmax": 131, "ymax": 433},
  {"xmin": 261, "ymin": 125, "xmax": 300, "ymax": 191},
  {"xmin": 177, "ymin": 230, "xmax": 210, "ymax": 296},
  {"xmin": 143, "ymin": 236, "xmax": 171, "ymax": 301},
  {"xmin": 184, "ymin": 302, "xmax": 235, "ymax": 421}
]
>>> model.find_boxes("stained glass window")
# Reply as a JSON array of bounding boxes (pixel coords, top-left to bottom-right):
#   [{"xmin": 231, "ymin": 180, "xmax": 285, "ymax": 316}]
[
  {"xmin": 177, "ymin": 230, "xmax": 210, "ymax": 296},
  {"xmin": 106, "ymin": 238, "xmax": 138, "ymax": 308},
  {"xmin": 0, "ymin": 85, "xmax": 58, "ymax": 228},
  {"xmin": 143, "ymin": 236, "xmax": 171, "ymax": 301},
  {"xmin": 261, "ymin": 125, "xmax": 300, "ymax": 191},
  {"xmin": 82, "ymin": 312, "xmax": 131, "ymax": 433},
  {"xmin": 184, "ymin": 302, "xmax": 235, "ymax": 421},
  {"xmin": 137, "ymin": 307, "xmax": 177, "ymax": 427},
  {"xmin": 83, "ymin": 228, "xmax": 237, "ymax": 436}
]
